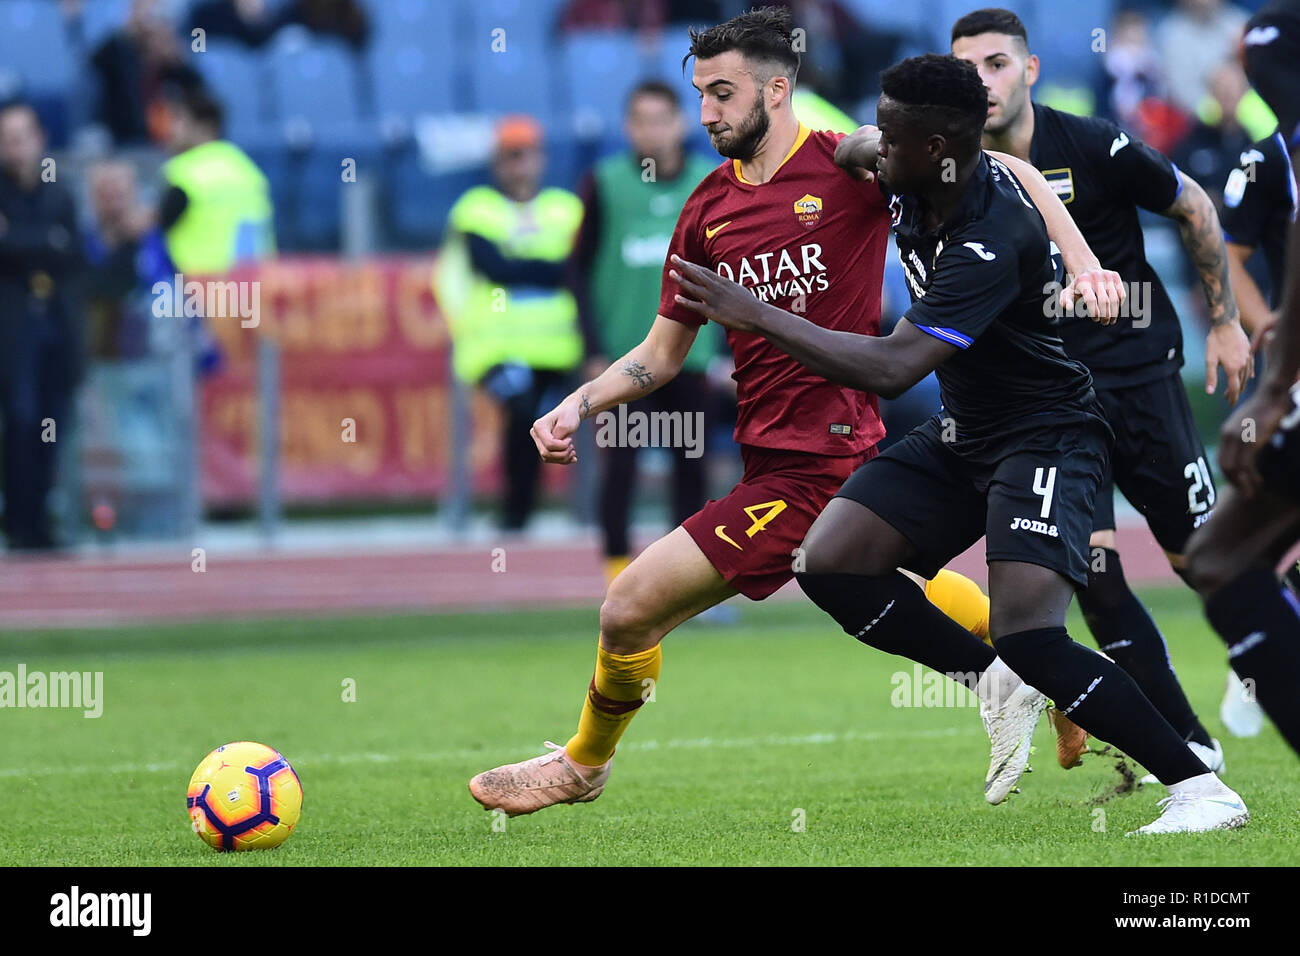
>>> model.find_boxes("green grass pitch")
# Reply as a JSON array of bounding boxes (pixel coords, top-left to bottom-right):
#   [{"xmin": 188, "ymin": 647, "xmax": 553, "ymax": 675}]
[{"xmin": 1, "ymin": 587, "xmax": 1294, "ymax": 866}]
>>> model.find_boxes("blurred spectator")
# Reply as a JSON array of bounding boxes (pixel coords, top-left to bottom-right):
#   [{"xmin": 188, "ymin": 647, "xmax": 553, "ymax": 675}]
[
  {"xmin": 1175, "ymin": 60, "xmax": 1254, "ymax": 210},
  {"xmin": 91, "ymin": 0, "xmax": 204, "ymax": 146},
  {"xmin": 1156, "ymin": 0, "xmax": 1249, "ymax": 115},
  {"xmin": 766, "ymin": 0, "xmax": 907, "ymax": 111},
  {"xmin": 569, "ymin": 81, "xmax": 721, "ymax": 581},
  {"xmin": 275, "ymin": 0, "xmax": 370, "ymax": 50},
  {"xmin": 83, "ymin": 160, "xmax": 222, "ymax": 373},
  {"xmin": 0, "ymin": 102, "xmax": 83, "ymax": 550},
  {"xmin": 82, "ymin": 162, "xmax": 159, "ymax": 359},
  {"xmin": 1101, "ymin": 9, "xmax": 1168, "ymax": 127},
  {"xmin": 158, "ymin": 88, "xmax": 275, "ymax": 277},
  {"xmin": 188, "ymin": 0, "xmax": 278, "ymax": 48},
  {"xmin": 434, "ymin": 116, "xmax": 584, "ymax": 532}
]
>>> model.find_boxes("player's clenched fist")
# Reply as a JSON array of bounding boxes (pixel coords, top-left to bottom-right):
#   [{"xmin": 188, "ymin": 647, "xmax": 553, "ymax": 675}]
[
  {"xmin": 531, "ymin": 397, "xmax": 581, "ymax": 465},
  {"xmin": 1061, "ymin": 267, "xmax": 1125, "ymax": 324}
]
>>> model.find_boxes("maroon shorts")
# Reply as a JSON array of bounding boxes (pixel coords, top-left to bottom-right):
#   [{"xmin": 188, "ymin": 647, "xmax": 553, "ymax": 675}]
[{"xmin": 682, "ymin": 444, "xmax": 877, "ymax": 600}]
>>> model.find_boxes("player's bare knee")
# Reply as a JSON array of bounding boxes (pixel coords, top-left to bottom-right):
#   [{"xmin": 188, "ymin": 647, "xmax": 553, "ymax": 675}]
[{"xmin": 598, "ymin": 583, "xmax": 660, "ymax": 653}]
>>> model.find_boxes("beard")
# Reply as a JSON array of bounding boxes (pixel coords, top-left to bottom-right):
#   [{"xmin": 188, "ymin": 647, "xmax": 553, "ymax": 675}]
[{"xmin": 709, "ymin": 97, "xmax": 770, "ymax": 160}]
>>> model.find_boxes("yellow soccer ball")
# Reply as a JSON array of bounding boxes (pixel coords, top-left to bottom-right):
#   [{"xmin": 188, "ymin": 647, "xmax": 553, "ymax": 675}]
[{"xmin": 187, "ymin": 742, "xmax": 303, "ymax": 851}]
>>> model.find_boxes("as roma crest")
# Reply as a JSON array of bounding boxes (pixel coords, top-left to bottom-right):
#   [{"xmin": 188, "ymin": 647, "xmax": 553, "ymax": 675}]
[{"xmin": 794, "ymin": 193, "xmax": 823, "ymax": 228}]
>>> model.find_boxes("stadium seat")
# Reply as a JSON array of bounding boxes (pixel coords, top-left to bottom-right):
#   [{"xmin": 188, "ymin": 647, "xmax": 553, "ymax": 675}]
[
  {"xmin": 464, "ymin": 0, "xmax": 563, "ymax": 116},
  {"xmin": 75, "ymin": 0, "xmax": 131, "ymax": 51},
  {"xmin": 190, "ymin": 41, "xmax": 270, "ymax": 142},
  {"xmin": 370, "ymin": 36, "xmax": 459, "ymax": 122},
  {"xmin": 0, "ymin": 0, "xmax": 76, "ymax": 92},
  {"xmin": 383, "ymin": 143, "xmax": 485, "ymax": 249},
  {"xmin": 268, "ymin": 34, "xmax": 364, "ymax": 132},
  {"xmin": 558, "ymin": 31, "xmax": 650, "ymax": 135}
]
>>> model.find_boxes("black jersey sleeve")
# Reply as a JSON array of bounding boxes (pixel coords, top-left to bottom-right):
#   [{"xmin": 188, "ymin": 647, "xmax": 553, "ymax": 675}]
[
  {"xmin": 1094, "ymin": 119, "xmax": 1183, "ymax": 213},
  {"xmin": 902, "ymin": 234, "xmax": 1021, "ymax": 349},
  {"xmin": 1221, "ymin": 136, "xmax": 1288, "ymax": 246}
]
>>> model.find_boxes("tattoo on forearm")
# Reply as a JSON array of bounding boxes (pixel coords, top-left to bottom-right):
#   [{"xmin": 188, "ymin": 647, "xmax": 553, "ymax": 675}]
[
  {"xmin": 1176, "ymin": 189, "xmax": 1238, "ymax": 327},
  {"xmin": 621, "ymin": 359, "xmax": 655, "ymax": 389},
  {"xmin": 579, "ymin": 392, "xmax": 592, "ymax": 420}
]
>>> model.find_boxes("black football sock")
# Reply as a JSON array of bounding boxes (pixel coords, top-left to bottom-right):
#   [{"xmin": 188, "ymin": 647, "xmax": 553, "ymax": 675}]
[
  {"xmin": 1077, "ymin": 548, "xmax": 1212, "ymax": 746},
  {"xmin": 994, "ymin": 626, "xmax": 1206, "ymax": 785},
  {"xmin": 796, "ymin": 570, "xmax": 996, "ymax": 679},
  {"xmin": 1205, "ymin": 567, "xmax": 1300, "ymax": 757}
]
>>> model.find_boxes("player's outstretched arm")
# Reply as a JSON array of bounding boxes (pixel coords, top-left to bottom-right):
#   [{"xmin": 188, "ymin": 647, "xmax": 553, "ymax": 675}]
[
  {"xmin": 1162, "ymin": 171, "xmax": 1252, "ymax": 403},
  {"xmin": 1219, "ymin": 163, "xmax": 1300, "ymax": 494},
  {"xmin": 985, "ymin": 150, "xmax": 1125, "ymax": 324},
  {"xmin": 530, "ymin": 315, "xmax": 697, "ymax": 465},
  {"xmin": 669, "ymin": 255, "xmax": 952, "ymax": 398},
  {"xmin": 1226, "ymin": 242, "xmax": 1276, "ymax": 348}
]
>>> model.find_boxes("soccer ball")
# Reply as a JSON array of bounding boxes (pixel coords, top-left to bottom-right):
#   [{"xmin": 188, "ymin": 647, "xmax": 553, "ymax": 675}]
[{"xmin": 187, "ymin": 741, "xmax": 303, "ymax": 851}]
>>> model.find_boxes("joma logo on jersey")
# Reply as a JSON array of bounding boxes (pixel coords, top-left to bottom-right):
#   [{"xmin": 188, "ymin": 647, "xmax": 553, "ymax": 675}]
[
  {"xmin": 1009, "ymin": 517, "xmax": 1059, "ymax": 537},
  {"xmin": 1041, "ymin": 167, "xmax": 1075, "ymax": 204},
  {"xmin": 794, "ymin": 193, "xmax": 823, "ymax": 228},
  {"xmin": 715, "ymin": 242, "xmax": 828, "ymax": 302}
]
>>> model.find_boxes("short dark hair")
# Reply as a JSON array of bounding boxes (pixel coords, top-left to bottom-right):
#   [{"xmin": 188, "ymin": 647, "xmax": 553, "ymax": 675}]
[
  {"xmin": 683, "ymin": 6, "xmax": 800, "ymax": 85},
  {"xmin": 172, "ymin": 87, "xmax": 224, "ymax": 134},
  {"xmin": 879, "ymin": 54, "xmax": 988, "ymax": 150},
  {"xmin": 626, "ymin": 79, "xmax": 681, "ymax": 113},
  {"xmin": 950, "ymin": 8, "xmax": 1029, "ymax": 51}
]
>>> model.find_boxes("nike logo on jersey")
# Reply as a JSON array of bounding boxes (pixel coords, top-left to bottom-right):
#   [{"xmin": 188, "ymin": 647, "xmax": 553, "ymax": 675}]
[
  {"xmin": 705, "ymin": 221, "xmax": 733, "ymax": 239},
  {"xmin": 1244, "ymin": 25, "xmax": 1280, "ymax": 46},
  {"xmin": 963, "ymin": 242, "xmax": 996, "ymax": 260},
  {"xmin": 1109, "ymin": 132, "xmax": 1129, "ymax": 157},
  {"xmin": 714, "ymin": 525, "xmax": 742, "ymax": 550}
]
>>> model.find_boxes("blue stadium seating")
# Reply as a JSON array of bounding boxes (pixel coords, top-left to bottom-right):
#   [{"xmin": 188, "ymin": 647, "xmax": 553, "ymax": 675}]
[
  {"xmin": 0, "ymin": 0, "xmax": 77, "ymax": 92},
  {"xmin": 464, "ymin": 0, "xmax": 563, "ymax": 117},
  {"xmin": 384, "ymin": 143, "xmax": 485, "ymax": 248},
  {"xmin": 268, "ymin": 33, "xmax": 364, "ymax": 131},
  {"xmin": 77, "ymin": 0, "xmax": 132, "ymax": 51},
  {"xmin": 369, "ymin": 35, "xmax": 458, "ymax": 121},
  {"xmin": 191, "ymin": 41, "xmax": 269, "ymax": 141},
  {"xmin": 558, "ymin": 31, "xmax": 649, "ymax": 133}
]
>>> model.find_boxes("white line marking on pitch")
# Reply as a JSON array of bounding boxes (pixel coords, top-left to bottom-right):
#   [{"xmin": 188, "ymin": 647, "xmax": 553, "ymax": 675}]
[{"xmin": 0, "ymin": 726, "xmax": 970, "ymax": 780}]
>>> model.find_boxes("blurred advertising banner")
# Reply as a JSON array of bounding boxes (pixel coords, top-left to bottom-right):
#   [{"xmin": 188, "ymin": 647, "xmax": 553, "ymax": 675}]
[{"xmin": 199, "ymin": 257, "xmax": 510, "ymax": 506}]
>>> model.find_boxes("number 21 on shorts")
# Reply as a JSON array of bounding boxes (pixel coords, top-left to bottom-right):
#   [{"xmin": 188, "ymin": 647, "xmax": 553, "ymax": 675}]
[{"xmin": 1033, "ymin": 466, "xmax": 1057, "ymax": 519}]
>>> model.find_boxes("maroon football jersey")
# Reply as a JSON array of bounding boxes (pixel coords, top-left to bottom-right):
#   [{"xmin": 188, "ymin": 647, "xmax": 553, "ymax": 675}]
[{"xmin": 659, "ymin": 126, "xmax": 889, "ymax": 456}]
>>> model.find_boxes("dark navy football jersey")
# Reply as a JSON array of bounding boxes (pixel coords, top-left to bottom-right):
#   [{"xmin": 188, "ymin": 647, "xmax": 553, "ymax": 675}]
[
  {"xmin": 1221, "ymin": 132, "xmax": 1298, "ymax": 304},
  {"xmin": 1028, "ymin": 103, "xmax": 1184, "ymax": 388},
  {"xmin": 889, "ymin": 153, "xmax": 1106, "ymax": 462}
]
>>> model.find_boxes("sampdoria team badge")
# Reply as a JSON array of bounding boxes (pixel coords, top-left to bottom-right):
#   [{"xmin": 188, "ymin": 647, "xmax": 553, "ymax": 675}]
[{"xmin": 794, "ymin": 193, "xmax": 823, "ymax": 227}]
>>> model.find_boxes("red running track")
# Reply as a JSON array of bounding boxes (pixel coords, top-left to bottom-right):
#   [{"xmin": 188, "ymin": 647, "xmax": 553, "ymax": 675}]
[{"xmin": 0, "ymin": 524, "xmax": 1186, "ymax": 629}]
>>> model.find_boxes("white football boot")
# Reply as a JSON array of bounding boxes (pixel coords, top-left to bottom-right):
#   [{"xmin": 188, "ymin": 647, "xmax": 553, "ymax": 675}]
[
  {"xmin": 978, "ymin": 658, "xmax": 1048, "ymax": 804},
  {"xmin": 1126, "ymin": 772, "xmax": 1249, "ymax": 835},
  {"xmin": 1138, "ymin": 737, "xmax": 1224, "ymax": 787},
  {"xmin": 1220, "ymin": 671, "xmax": 1265, "ymax": 738}
]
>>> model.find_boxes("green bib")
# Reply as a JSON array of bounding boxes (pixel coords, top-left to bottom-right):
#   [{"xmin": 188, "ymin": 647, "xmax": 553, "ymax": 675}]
[
  {"xmin": 589, "ymin": 153, "xmax": 720, "ymax": 372},
  {"xmin": 162, "ymin": 140, "xmax": 275, "ymax": 275}
]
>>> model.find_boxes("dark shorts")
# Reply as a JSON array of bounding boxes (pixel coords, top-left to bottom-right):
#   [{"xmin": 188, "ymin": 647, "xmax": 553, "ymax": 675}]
[
  {"xmin": 834, "ymin": 415, "xmax": 1109, "ymax": 587},
  {"xmin": 683, "ymin": 444, "xmax": 877, "ymax": 600},
  {"xmin": 1091, "ymin": 371, "xmax": 1215, "ymax": 553},
  {"xmin": 1259, "ymin": 383, "xmax": 1300, "ymax": 504}
]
